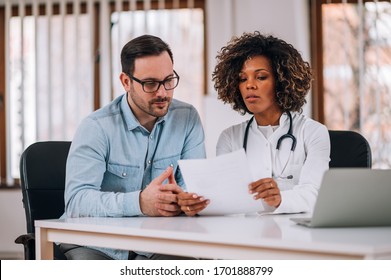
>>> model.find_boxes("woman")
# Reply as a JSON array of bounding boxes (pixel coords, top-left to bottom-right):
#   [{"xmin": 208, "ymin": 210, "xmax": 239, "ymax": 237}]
[{"xmin": 179, "ymin": 31, "xmax": 330, "ymax": 216}]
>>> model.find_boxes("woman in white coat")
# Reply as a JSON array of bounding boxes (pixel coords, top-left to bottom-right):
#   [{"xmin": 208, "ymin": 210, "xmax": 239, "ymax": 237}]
[{"xmin": 178, "ymin": 31, "xmax": 330, "ymax": 216}]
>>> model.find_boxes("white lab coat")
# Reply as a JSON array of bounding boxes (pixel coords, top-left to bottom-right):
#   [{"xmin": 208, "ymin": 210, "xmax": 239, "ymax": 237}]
[{"xmin": 216, "ymin": 112, "xmax": 330, "ymax": 214}]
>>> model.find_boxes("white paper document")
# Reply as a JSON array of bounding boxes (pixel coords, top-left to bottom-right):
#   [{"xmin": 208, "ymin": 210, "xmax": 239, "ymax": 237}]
[{"xmin": 178, "ymin": 149, "xmax": 265, "ymax": 215}]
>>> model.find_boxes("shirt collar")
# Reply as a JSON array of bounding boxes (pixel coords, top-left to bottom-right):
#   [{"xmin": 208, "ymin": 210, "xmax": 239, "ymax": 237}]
[
  {"xmin": 279, "ymin": 111, "xmax": 290, "ymax": 126},
  {"xmin": 120, "ymin": 93, "xmax": 166, "ymax": 131},
  {"xmin": 250, "ymin": 111, "xmax": 291, "ymax": 128}
]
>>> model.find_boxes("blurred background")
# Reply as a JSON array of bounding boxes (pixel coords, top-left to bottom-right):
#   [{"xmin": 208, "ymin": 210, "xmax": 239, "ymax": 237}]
[{"xmin": 0, "ymin": 0, "xmax": 390, "ymax": 259}]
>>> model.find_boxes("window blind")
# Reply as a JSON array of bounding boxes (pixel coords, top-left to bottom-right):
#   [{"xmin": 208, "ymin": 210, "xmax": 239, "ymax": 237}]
[{"xmin": 1, "ymin": 0, "xmax": 205, "ymax": 184}]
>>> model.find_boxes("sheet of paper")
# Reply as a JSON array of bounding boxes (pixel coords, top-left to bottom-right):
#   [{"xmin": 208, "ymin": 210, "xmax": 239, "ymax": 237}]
[{"xmin": 178, "ymin": 149, "xmax": 265, "ymax": 215}]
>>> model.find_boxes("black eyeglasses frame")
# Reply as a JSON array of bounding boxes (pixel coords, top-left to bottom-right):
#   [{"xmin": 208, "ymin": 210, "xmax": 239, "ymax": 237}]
[{"xmin": 127, "ymin": 70, "xmax": 180, "ymax": 93}]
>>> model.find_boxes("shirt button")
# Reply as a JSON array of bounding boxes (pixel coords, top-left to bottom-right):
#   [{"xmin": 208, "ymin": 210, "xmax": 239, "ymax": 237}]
[
  {"xmin": 122, "ymin": 172, "xmax": 127, "ymax": 177},
  {"xmin": 148, "ymin": 160, "xmax": 151, "ymax": 164},
  {"xmin": 150, "ymin": 135, "xmax": 153, "ymax": 139}
]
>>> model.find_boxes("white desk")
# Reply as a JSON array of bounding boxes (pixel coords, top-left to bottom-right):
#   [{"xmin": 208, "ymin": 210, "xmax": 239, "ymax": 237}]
[{"xmin": 35, "ymin": 214, "xmax": 391, "ymax": 260}]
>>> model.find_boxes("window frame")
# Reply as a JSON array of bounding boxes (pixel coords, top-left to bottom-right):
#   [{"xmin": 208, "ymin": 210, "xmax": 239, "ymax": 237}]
[
  {"xmin": 309, "ymin": 0, "xmax": 384, "ymax": 123},
  {"xmin": 0, "ymin": 2, "xmax": 94, "ymax": 188},
  {"xmin": 310, "ymin": 0, "xmax": 391, "ymax": 169},
  {"xmin": 0, "ymin": 6, "xmax": 6, "ymax": 187}
]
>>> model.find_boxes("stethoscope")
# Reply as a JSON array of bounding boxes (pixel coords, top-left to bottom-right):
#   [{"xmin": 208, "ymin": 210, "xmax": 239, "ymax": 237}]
[{"xmin": 243, "ymin": 111, "xmax": 296, "ymax": 179}]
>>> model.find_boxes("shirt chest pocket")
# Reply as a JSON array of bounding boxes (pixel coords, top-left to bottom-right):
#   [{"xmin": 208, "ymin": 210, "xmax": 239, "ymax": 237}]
[
  {"xmin": 152, "ymin": 154, "xmax": 180, "ymax": 178},
  {"xmin": 102, "ymin": 163, "xmax": 142, "ymax": 192}
]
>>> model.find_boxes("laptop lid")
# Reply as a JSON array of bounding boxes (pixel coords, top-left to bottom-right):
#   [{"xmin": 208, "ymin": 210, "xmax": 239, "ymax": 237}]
[{"xmin": 292, "ymin": 169, "xmax": 391, "ymax": 227}]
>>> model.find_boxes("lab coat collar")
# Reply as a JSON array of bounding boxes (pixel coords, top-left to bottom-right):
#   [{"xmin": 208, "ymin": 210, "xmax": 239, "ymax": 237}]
[{"xmin": 250, "ymin": 111, "xmax": 291, "ymax": 131}]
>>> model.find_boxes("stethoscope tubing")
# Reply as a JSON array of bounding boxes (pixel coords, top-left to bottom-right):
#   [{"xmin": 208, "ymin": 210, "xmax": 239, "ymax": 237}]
[
  {"xmin": 242, "ymin": 111, "xmax": 297, "ymax": 179},
  {"xmin": 243, "ymin": 111, "xmax": 297, "ymax": 152}
]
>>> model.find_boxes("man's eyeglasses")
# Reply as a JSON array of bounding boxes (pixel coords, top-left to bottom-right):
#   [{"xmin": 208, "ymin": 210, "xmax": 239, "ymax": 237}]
[{"xmin": 127, "ymin": 70, "xmax": 180, "ymax": 93}]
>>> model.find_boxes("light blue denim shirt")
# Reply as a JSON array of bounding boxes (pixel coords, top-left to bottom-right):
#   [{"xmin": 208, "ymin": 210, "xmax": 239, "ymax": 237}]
[{"xmin": 61, "ymin": 94, "xmax": 206, "ymax": 259}]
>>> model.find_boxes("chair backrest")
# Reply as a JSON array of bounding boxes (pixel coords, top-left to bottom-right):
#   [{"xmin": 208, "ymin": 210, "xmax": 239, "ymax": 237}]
[
  {"xmin": 19, "ymin": 141, "xmax": 71, "ymax": 234},
  {"xmin": 328, "ymin": 130, "xmax": 372, "ymax": 168}
]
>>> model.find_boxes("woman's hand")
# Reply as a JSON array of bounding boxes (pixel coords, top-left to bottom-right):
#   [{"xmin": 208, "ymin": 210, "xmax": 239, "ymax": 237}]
[
  {"xmin": 249, "ymin": 178, "xmax": 281, "ymax": 207},
  {"xmin": 177, "ymin": 192, "xmax": 209, "ymax": 216}
]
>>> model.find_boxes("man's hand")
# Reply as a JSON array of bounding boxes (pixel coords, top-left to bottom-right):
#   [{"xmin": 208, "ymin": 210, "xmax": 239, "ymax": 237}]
[{"xmin": 139, "ymin": 166, "xmax": 183, "ymax": 216}]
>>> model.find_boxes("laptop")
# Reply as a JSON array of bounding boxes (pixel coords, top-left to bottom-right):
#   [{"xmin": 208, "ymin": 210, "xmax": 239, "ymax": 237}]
[{"xmin": 291, "ymin": 168, "xmax": 391, "ymax": 227}]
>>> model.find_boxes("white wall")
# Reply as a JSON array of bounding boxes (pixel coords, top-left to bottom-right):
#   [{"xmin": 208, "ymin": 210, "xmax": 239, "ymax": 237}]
[
  {"xmin": 0, "ymin": 189, "xmax": 26, "ymax": 259},
  {"xmin": 0, "ymin": 0, "xmax": 311, "ymax": 259}
]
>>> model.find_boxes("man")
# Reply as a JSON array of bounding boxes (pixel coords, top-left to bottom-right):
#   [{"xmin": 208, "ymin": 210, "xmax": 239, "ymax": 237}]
[{"xmin": 60, "ymin": 35, "xmax": 206, "ymax": 260}]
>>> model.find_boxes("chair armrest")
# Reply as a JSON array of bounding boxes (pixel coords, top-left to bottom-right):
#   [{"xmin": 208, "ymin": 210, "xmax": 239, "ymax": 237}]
[
  {"xmin": 15, "ymin": 233, "xmax": 35, "ymax": 260},
  {"xmin": 15, "ymin": 233, "xmax": 35, "ymax": 245},
  {"xmin": 15, "ymin": 233, "xmax": 67, "ymax": 260}
]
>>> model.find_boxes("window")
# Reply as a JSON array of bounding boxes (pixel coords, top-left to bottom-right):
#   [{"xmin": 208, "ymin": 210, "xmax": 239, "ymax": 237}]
[
  {"xmin": 1, "ymin": 2, "xmax": 95, "ymax": 185},
  {"xmin": 110, "ymin": 1, "xmax": 205, "ymax": 114},
  {"xmin": 0, "ymin": 0, "xmax": 205, "ymax": 187},
  {"xmin": 310, "ymin": 0, "xmax": 391, "ymax": 168},
  {"xmin": 8, "ymin": 4, "xmax": 94, "ymax": 180}
]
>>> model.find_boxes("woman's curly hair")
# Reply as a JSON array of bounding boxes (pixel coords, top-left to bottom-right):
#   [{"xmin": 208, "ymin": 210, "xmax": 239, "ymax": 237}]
[{"xmin": 212, "ymin": 31, "xmax": 313, "ymax": 115}]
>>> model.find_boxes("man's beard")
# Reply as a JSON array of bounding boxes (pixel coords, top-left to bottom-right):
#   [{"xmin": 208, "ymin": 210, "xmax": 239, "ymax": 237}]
[{"xmin": 147, "ymin": 96, "xmax": 172, "ymax": 117}]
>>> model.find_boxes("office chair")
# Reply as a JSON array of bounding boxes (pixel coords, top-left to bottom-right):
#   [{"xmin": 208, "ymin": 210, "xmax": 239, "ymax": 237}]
[
  {"xmin": 15, "ymin": 141, "xmax": 71, "ymax": 260},
  {"xmin": 329, "ymin": 130, "xmax": 372, "ymax": 168}
]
